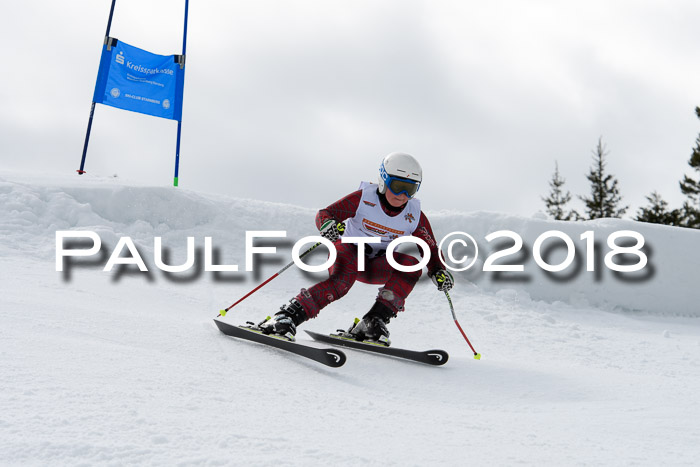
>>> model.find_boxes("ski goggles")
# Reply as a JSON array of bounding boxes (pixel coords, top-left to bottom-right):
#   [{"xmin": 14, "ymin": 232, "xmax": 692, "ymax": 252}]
[{"xmin": 384, "ymin": 175, "xmax": 420, "ymax": 197}]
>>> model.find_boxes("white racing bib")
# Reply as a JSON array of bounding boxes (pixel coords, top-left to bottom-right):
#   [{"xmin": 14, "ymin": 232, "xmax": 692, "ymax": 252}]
[{"xmin": 343, "ymin": 182, "xmax": 421, "ymax": 258}]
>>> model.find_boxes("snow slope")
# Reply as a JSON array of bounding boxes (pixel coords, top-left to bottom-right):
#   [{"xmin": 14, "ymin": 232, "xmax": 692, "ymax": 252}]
[{"xmin": 1, "ymin": 171, "xmax": 699, "ymax": 466}]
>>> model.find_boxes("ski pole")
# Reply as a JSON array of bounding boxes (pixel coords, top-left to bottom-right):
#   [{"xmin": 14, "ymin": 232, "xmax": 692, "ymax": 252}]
[
  {"xmin": 444, "ymin": 290, "xmax": 481, "ymax": 360},
  {"xmin": 218, "ymin": 241, "xmax": 323, "ymax": 317}
]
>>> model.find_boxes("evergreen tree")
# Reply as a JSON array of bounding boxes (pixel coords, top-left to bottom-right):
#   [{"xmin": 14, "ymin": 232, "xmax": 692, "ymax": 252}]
[
  {"xmin": 579, "ymin": 137, "xmax": 628, "ymax": 219},
  {"xmin": 679, "ymin": 107, "xmax": 700, "ymax": 228},
  {"xmin": 542, "ymin": 161, "xmax": 578, "ymax": 220},
  {"xmin": 635, "ymin": 191, "xmax": 682, "ymax": 226},
  {"xmin": 680, "ymin": 201, "xmax": 699, "ymax": 228}
]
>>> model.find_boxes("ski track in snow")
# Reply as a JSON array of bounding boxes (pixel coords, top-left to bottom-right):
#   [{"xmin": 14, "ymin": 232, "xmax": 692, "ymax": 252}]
[{"xmin": 1, "ymin": 172, "xmax": 700, "ymax": 465}]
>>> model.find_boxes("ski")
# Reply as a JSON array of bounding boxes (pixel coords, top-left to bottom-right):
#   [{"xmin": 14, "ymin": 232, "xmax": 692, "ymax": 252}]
[
  {"xmin": 214, "ymin": 320, "xmax": 346, "ymax": 368},
  {"xmin": 305, "ymin": 330, "xmax": 448, "ymax": 366}
]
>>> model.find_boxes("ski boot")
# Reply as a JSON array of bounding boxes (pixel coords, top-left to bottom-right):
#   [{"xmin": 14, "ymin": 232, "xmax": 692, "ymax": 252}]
[
  {"xmin": 257, "ymin": 298, "xmax": 306, "ymax": 341},
  {"xmin": 347, "ymin": 301, "xmax": 397, "ymax": 347}
]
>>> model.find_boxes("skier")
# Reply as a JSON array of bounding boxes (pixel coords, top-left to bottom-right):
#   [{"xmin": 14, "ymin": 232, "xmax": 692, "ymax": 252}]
[{"xmin": 259, "ymin": 152, "xmax": 454, "ymax": 345}]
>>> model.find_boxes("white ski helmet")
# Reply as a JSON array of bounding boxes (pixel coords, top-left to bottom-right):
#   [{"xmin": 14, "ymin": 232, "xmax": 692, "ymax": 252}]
[{"xmin": 378, "ymin": 152, "xmax": 422, "ymax": 197}]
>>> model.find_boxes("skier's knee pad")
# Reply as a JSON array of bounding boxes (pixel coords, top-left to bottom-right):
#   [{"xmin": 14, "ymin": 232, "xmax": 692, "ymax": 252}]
[{"xmin": 377, "ymin": 287, "xmax": 406, "ymax": 313}]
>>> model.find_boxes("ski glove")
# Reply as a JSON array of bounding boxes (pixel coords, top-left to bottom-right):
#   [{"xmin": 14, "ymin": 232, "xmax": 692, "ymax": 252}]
[
  {"xmin": 319, "ymin": 219, "xmax": 346, "ymax": 242},
  {"xmin": 431, "ymin": 269, "xmax": 454, "ymax": 292}
]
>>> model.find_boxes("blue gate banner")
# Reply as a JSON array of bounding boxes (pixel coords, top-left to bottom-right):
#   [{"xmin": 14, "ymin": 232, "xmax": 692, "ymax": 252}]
[{"xmin": 93, "ymin": 39, "xmax": 185, "ymax": 121}]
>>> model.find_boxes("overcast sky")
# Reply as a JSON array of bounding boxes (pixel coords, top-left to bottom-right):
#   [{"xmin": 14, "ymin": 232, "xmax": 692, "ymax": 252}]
[{"xmin": 2, "ymin": 0, "xmax": 700, "ymax": 219}]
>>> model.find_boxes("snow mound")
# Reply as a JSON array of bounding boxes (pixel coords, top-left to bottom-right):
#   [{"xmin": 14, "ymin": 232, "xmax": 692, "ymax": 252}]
[
  {"xmin": 430, "ymin": 210, "xmax": 700, "ymax": 316},
  {"xmin": 3, "ymin": 173, "xmax": 697, "ymax": 316}
]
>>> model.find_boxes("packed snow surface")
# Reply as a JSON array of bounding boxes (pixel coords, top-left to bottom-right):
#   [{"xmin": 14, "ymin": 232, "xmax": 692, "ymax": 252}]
[{"xmin": 1, "ymin": 171, "xmax": 699, "ymax": 465}]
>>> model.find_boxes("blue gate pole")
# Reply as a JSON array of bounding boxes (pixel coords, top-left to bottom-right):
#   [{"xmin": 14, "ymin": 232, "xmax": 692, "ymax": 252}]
[
  {"xmin": 78, "ymin": 0, "xmax": 117, "ymax": 175},
  {"xmin": 173, "ymin": 0, "xmax": 189, "ymax": 187}
]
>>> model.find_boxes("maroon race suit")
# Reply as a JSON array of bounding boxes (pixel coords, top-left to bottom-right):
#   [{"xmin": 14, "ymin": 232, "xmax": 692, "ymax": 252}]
[{"xmin": 292, "ymin": 188, "xmax": 443, "ymax": 321}]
